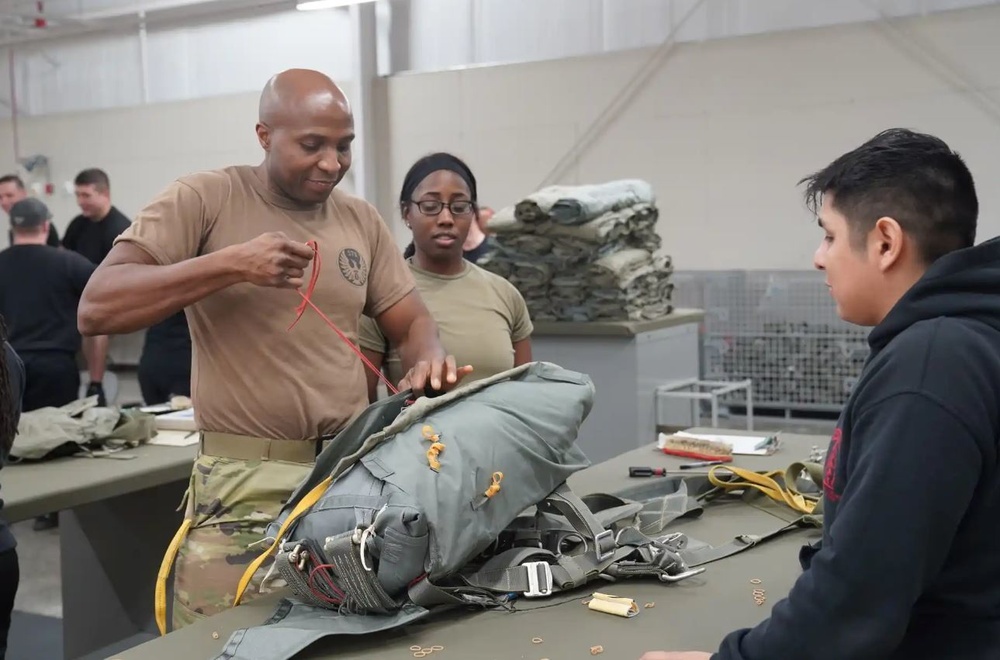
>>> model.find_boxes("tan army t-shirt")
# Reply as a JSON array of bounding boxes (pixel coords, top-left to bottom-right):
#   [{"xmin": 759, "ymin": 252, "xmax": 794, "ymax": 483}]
[
  {"xmin": 358, "ymin": 259, "xmax": 533, "ymax": 387},
  {"xmin": 115, "ymin": 166, "xmax": 415, "ymax": 440}
]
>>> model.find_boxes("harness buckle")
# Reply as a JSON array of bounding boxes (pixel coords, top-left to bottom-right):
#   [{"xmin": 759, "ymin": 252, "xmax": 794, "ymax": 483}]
[
  {"xmin": 594, "ymin": 529, "xmax": 615, "ymax": 562},
  {"xmin": 522, "ymin": 561, "xmax": 554, "ymax": 598}
]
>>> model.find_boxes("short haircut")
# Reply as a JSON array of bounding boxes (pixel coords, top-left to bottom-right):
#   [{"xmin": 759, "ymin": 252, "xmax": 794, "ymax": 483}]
[
  {"xmin": 0, "ymin": 174, "xmax": 25, "ymax": 189},
  {"xmin": 800, "ymin": 128, "xmax": 978, "ymax": 265},
  {"xmin": 74, "ymin": 168, "xmax": 110, "ymax": 192}
]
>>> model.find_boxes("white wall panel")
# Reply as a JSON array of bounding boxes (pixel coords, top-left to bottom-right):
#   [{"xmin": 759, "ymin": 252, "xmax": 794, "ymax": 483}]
[
  {"xmin": 402, "ymin": 0, "xmax": 1000, "ymax": 73},
  {"xmin": 405, "ymin": 0, "xmax": 472, "ymax": 72},
  {"xmin": 146, "ymin": 11, "xmax": 355, "ymax": 104},
  {"xmin": 3, "ymin": 8, "xmax": 355, "ymax": 117},
  {"xmin": 15, "ymin": 34, "xmax": 143, "ymax": 115},
  {"xmin": 382, "ymin": 4, "xmax": 1000, "ymax": 268},
  {"xmin": 473, "ymin": 0, "xmax": 598, "ymax": 64},
  {"xmin": 3, "ymin": 0, "xmax": 999, "ymax": 117}
]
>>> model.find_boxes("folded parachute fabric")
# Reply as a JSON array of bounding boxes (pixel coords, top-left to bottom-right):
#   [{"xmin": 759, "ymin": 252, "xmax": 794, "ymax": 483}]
[
  {"xmin": 10, "ymin": 396, "xmax": 157, "ymax": 461},
  {"xmin": 483, "ymin": 179, "xmax": 673, "ymax": 323}
]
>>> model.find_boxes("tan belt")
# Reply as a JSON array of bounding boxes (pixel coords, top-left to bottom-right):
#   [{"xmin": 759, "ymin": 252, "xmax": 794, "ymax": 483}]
[{"xmin": 199, "ymin": 430, "xmax": 320, "ymax": 464}]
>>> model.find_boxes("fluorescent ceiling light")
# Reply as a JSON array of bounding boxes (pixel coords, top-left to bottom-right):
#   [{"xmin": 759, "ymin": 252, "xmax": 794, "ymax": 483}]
[{"xmin": 297, "ymin": 0, "xmax": 376, "ymax": 10}]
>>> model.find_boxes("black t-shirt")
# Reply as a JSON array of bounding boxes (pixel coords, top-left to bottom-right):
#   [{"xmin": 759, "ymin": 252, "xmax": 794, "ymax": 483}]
[
  {"xmin": 62, "ymin": 206, "xmax": 131, "ymax": 264},
  {"xmin": 0, "ymin": 245, "xmax": 95, "ymax": 355},
  {"xmin": 463, "ymin": 236, "xmax": 495, "ymax": 264},
  {"xmin": 7, "ymin": 223, "xmax": 60, "ymax": 248},
  {"xmin": 143, "ymin": 310, "xmax": 192, "ymax": 359}
]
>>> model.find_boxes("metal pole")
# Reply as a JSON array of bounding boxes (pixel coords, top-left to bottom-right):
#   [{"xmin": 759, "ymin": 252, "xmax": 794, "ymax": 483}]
[
  {"xmin": 138, "ymin": 10, "xmax": 150, "ymax": 104},
  {"xmin": 350, "ymin": 0, "xmax": 378, "ymax": 202},
  {"xmin": 8, "ymin": 47, "xmax": 19, "ymax": 162}
]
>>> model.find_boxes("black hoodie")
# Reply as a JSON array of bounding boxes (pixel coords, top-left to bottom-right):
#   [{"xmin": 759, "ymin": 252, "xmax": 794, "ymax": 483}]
[
  {"xmin": 1, "ymin": 341, "xmax": 24, "ymax": 554},
  {"xmin": 715, "ymin": 236, "xmax": 1000, "ymax": 660}
]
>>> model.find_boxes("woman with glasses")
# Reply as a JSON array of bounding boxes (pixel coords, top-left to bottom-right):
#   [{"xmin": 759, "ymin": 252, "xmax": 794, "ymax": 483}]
[{"xmin": 359, "ymin": 153, "xmax": 533, "ymax": 401}]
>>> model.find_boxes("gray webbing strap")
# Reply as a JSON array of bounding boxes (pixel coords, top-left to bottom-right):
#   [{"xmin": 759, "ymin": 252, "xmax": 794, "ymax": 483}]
[
  {"xmin": 541, "ymin": 483, "xmax": 616, "ymax": 560},
  {"xmin": 678, "ymin": 517, "xmax": 816, "ymax": 567},
  {"xmin": 322, "ymin": 534, "xmax": 397, "ymax": 613},
  {"xmin": 460, "ymin": 547, "xmax": 595, "ymax": 596}
]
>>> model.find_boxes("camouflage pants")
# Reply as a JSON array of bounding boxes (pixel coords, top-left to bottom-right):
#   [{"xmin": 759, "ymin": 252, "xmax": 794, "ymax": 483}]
[{"xmin": 171, "ymin": 453, "xmax": 312, "ymax": 630}]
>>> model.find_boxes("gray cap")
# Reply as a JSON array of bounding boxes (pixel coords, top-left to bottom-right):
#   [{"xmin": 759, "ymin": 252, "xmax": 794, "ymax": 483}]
[{"xmin": 9, "ymin": 197, "xmax": 51, "ymax": 229}]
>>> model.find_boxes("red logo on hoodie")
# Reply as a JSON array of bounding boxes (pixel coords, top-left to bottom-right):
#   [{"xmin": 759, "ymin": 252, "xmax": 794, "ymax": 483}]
[{"xmin": 823, "ymin": 428, "xmax": 842, "ymax": 502}]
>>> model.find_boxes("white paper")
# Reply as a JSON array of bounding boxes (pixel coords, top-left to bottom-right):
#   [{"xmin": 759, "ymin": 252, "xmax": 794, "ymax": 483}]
[
  {"xmin": 154, "ymin": 408, "xmax": 197, "ymax": 431},
  {"xmin": 149, "ymin": 429, "xmax": 200, "ymax": 447},
  {"xmin": 139, "ymin": 404, "xmax": 174, "ymax": 414},
  {"xmin": 671, "ymin": 431, "xmax": 778, "ymax": 456}
]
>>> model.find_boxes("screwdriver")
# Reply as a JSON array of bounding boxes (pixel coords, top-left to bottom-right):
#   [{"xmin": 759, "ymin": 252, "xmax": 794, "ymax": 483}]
[{"xmin": 629, "ymin": 466, "xmax": 668, "ymax": 477}]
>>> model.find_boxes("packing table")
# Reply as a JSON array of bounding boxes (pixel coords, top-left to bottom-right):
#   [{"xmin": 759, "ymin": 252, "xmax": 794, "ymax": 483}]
[
  {"xmin": 114, "ymin": 431, "xmax": 827, "ymax": 660},
  {"xmin": 3, "ymin": 443, "xmax": 199, "ymax": 659}
]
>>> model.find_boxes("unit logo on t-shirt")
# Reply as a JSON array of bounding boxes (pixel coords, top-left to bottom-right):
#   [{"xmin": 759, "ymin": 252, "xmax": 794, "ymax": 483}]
[{"xmin": 338, "ymin": 247, "xmax": 368, "ymax": 286}]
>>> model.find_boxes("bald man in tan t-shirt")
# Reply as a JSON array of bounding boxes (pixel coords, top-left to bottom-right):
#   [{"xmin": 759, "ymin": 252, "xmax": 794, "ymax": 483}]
[{"xmin": 78, "ymin": 69, "xmax": 470, "ymax": 632}]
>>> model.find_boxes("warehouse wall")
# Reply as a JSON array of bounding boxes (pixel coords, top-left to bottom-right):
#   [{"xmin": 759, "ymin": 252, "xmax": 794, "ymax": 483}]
[
  {"xmin": 0, "ymin": 83, "xmax": 358, "ymax": 246},
  {"xmin": 382, "ymin": 4, "xmax": 1000, "ymax": 270}
]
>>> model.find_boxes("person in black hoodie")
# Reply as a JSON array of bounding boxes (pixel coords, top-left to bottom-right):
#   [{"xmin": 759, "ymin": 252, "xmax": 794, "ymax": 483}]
[
  {"xmin": 642, "ymin": 128, "xmax": 1000, "ymax": 660},
  {"xmin": 0, "ymin": 317, "xmax": 25, "ymax": 660}
]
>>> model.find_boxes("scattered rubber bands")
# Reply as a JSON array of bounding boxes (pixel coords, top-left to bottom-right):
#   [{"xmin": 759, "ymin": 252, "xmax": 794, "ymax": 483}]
[{"xmin": 410, "ymin": 644, "xmax": 444, "ymax": 657}]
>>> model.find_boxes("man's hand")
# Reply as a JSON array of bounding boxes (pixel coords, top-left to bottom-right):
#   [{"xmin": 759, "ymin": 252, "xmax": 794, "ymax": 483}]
[
  {"xmin": 236, "ymin": 232, "xmax": 315, "ymax": 289},
  {"xmin": 398, "ymin": 356, "xmax": 473, "ymax": 397},
  {"xmin": 640, "ymin": 652, "xmax": 712, "ymax": 660}
]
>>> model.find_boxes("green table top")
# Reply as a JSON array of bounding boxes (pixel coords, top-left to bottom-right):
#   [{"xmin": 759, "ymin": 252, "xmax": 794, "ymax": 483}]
[
  {"xmin": 114, "ymin": 431, "xmax": 826, "ymax": 660},
  {"xmin": 532, "ymin": 308, "xmax": 705, "ymax": 337},
  {"xmin": 1, "ymin": 443, "xmax": 198, "ymax": 522}
]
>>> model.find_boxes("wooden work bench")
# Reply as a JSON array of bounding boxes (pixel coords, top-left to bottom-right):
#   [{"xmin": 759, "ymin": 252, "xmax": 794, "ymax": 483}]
[
  {"xmin": 115, "ymin": 431, "xmax": 827, "ymax": 660},
  {"xmin": 3, "ymin": 443, "xmax": 198, "ymax": 659}
]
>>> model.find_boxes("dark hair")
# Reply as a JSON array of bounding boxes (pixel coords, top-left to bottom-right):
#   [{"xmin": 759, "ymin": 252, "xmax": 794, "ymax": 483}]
[
  {"xmin": 800, "ymin": 128, "xmax": 978, "ymax": 265},
  {"xmin": 398, "ymin": 152, "xmax": 477, "ymax": 216},
  {"xmin": 0, "ymin": 174, "xmax": 24, "ymax": 189},
  {"xmin": 399, "ymin": 153, "xmax": 478, "ymax": 261},
  {"xmin": 0, "ymin": 316, "xmax": 17, "ymax": 452},
  {"xmin": 74, "ymin": 168, "xmax": 110, "ymax": 192},
  {"xmin": 0, "ymin": 174, "xmax": 24, "ymax": 190}
]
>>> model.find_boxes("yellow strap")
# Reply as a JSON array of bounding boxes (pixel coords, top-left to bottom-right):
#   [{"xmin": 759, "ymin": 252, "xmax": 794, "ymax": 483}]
[
  {"xmin": 154, "ymin": 518, "xmax": 192, "ymax": 636},
  {"xmin": 707, "ymin": 465, "xmax": 818, "ymax": 515},
  {"xmin": 232, "ymin": 475, "xmax": 333, "ymax": 607}
]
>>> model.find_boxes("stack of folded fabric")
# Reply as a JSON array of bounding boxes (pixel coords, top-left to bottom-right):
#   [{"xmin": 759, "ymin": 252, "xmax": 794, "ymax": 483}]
[{"xmin": 481, "ymin": 179, "xmax": 673, "ymax": 322}]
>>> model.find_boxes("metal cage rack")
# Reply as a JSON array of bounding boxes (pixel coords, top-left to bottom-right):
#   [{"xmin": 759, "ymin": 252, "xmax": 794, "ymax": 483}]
[{"xmin": 672, "ymin": 270, "xmax": 869, "ymax": 417}]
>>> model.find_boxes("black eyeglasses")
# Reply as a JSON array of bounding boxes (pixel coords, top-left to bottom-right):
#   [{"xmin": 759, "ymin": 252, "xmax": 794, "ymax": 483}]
[{"xmin": 410, "ymin": 199, "xmax": 476, "ymax": 217}]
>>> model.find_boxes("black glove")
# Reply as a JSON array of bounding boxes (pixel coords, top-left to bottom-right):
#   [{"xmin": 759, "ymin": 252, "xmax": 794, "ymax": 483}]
[{"xmin": 86, "ymin": 381, "xmax": 107, "ymax": 407}]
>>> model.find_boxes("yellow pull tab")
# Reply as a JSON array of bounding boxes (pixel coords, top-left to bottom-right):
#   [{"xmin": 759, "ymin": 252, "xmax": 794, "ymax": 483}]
[
  {"xmin": 484, "ymin": 471, "xmax": 503, "ymax": 498},
  {"xmin": 154, "ymin": 518, "xmax": 192, "ymax": 635},
  {"xmin": 426, "ymin": 441, "xmax": 445, "ymax": 471}
]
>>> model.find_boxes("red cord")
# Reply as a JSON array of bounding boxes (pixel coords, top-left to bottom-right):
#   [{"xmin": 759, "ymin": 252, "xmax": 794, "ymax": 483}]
[{"xmin": 289, "ymin": 240, "xmax": 400, "ymax": 395}]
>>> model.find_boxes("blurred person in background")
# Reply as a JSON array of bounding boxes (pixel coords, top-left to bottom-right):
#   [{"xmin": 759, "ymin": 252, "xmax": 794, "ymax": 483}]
[{"xmin": 1, "ymin": 175, "xmax": 60, "ymax": 248}]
